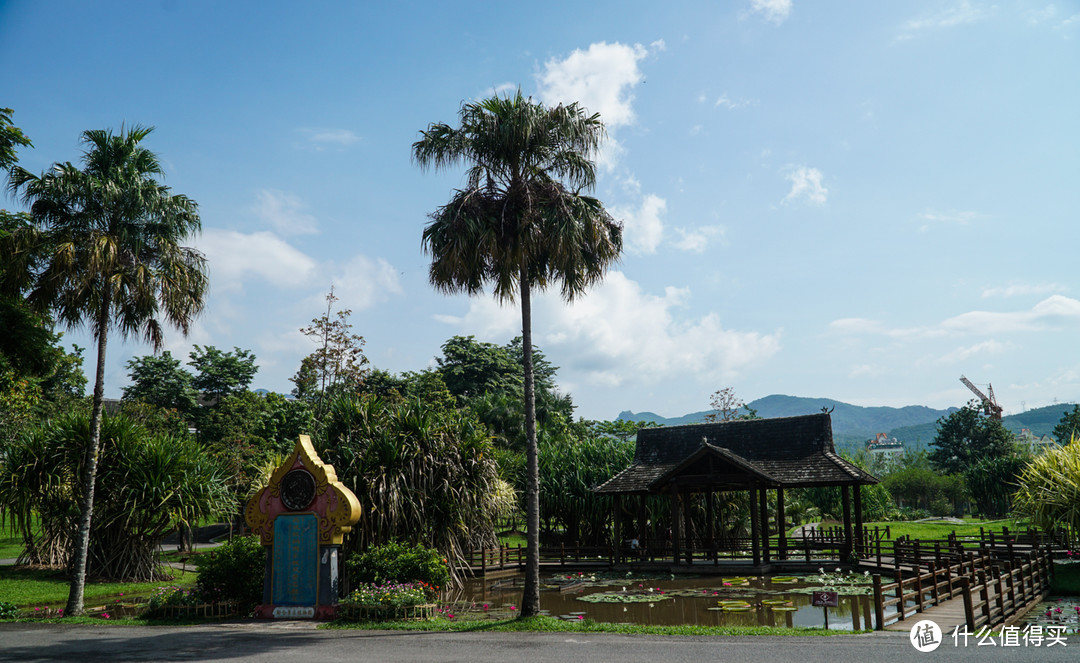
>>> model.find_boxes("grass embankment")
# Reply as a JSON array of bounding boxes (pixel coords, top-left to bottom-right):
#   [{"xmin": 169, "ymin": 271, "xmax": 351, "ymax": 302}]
[
  {"xmin": 323, "ymin": 615, "xmax": 863, "ymax": 636},
  {"xmin": 0, "ymin": 564, "xmax": 197, "ymax": 607}
]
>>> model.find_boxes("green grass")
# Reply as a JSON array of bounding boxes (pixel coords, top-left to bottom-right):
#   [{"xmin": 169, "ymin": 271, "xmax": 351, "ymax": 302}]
[
  {"xmin": 860, "ymin": 518, "xmax": 1023, "ymax": 541},
  {"xmin": 322, "ymin": 615, "xmax": 864, "ymax": 636},
  {"xmin": 0, "ymin": 564, "xmax": 197, "ymax": 607},
  {"xmin": 1052, "ymin": 562, "xmax": 1080, "ymax": 595}
]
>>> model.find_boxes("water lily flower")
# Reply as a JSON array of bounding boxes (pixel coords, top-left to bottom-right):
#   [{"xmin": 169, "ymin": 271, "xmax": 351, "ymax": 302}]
[{"xmin": 102, "ymin": 613, "xmax": 110, "ymax": 619}]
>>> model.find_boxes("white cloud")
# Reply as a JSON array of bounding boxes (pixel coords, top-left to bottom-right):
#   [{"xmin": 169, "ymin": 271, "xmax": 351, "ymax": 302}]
[
  {"xmin": 715, "ymin": 94, "xmax": 753, "ymax": 109},
  {"xmin": 833, "ymin": 296, "xmax": 1080, "ymax": 340},
  {"xmin": 848, "ymin": 364, "xmax": 884, "ymax": 378},
  {"xmin": 331, "ymin": 254, "xmax": 404, "ymax": 311},
  {"xmin": 196, "ymin": 229, "xmax": 317, "ymax": 290},
  {"xmin": 252, "ymin": 189, "xmax": 318, "ymax": 235},
  {"xmin": 938, "ymin": 340, "xmax": 1006, "ymax": 364},
  {"xmin": 898, "ymin": 1, "xmax": 990, "ymax": 40},
  {"xmin": 917, "ymin": 209, "xmax": 982, "ymax": 229},
  {"xmin": 537, "ymin": 41, "xmax": 659, "ymax": 169},
  {"xmin": 782, "ymin": 166, "xmax": 828, "ymax": 205},
  {"xmin": 673, "ymin": 225, "xmax": 726, "ymax": 253},
  {"xmin": 297, "ymin": 127, "xmax": 360, "ymax": 150},
  {"xmin": 750, "ymin": 0, "xmax": 793, "ymax": 24},
  {"xmin": 942, "ymin": 295, "xmax": 1080, "ymax": 334},
  {"xmin": 438, "ymin": 271, "xmax": 782, "ymax": 388},
  {"xmin": 982, "ymin": 282, "xmax": 1067, "ymax": 299},
  {"xmin": 612, "ymin": 193, "xmax": 667, "ymax": 254}
]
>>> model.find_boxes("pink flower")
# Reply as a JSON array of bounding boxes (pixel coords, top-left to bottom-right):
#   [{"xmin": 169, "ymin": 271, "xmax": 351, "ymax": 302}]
[
  {"xmin": 510, "ymin": 606, "xmax": 516, "ymax": 611},
  {"xmin": 483, "ymin": 604, "xmax": 489, "ymax": 611},
  {"xmin": 577, "ymin": 615, "xmax": 584, "ymax": 620},
  {"xmin": 118, "ymin": 593, "xmax": 123, "ymax": 596},
  {"xmin": 101, "ymin": 613, "xmax": 110, "ymax": 619}
]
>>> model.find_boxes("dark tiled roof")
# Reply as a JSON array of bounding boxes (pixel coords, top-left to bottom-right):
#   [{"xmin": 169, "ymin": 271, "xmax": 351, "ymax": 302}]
[{"xmin": 594, "ymin": 413, "xmax": 878, "ymax": 494}]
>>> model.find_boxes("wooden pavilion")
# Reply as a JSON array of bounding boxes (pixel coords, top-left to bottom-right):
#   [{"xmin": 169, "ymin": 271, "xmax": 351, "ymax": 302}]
[{"xmin": 594, "ymin": 413, "xmax": 879, "ymax": 568}]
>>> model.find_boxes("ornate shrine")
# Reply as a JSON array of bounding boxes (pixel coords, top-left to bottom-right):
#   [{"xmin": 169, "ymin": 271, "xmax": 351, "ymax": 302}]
[{"xmin": 245, "ymin": 435, "xmax": 361, "ymax": 618}]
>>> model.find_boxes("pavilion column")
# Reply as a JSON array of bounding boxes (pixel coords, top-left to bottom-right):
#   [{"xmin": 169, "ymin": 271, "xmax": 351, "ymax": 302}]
[
  {"xmin": 777, "ymin": 487, "xmax": 787, "ymax": 561},
  {"xmin": 670, "ymin": 484, "xmax": 681, "ymax": 564},
  {"xmin": 853, "ymin": 484, "xmax": 864, "ymax": 556},
  {"xmin": 749, "ymin": 487, "xmax": 761, "ymax": 567},
  {"xmin": 759, "ymin": 488, "xmax": 770, "ymax": 564},
  {"xmin": 841, "ymin": 484, "xmax": 853, "ymax": 561},
  {"xmin": 638, "ymin": 494, "xmax": 648, "ymax": 559},
  {"xmin": 613, "ymin": 494, "xmax": 622, "ymax": 564},
  {"xmin": 706, "ymin": 490, "xmax": 716, "ymax": 562},
  {"xmin": 683, "ymin": 491, "xmax": 693, "ymax": 564}
]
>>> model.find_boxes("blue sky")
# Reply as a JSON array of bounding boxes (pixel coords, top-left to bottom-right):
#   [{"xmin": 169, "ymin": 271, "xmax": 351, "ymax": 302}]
[{"xmin": 2, "ymin": 1, "xmax": 1078, "ymax": 421}]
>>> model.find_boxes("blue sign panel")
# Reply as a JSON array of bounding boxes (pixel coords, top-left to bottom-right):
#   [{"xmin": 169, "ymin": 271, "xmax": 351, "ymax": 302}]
[{"xmin": 272, "ymin": 514, "xmax": 318, "ymax": 606}]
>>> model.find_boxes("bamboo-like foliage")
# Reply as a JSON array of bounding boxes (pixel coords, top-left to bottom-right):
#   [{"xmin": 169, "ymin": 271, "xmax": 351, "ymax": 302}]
[
  {"xmin": 0, "ymin": 412, "xmax": 233, "ymax": 580},
  {"xmin": 319, "ymin": 394, "xmax": 502, "ymax": 584},
  {"xmin": 1012, "ymin": 437, "xmax": 1080, "ymax": 544},
  {"xmin": 538, "ymin": 434, "xmax": 634, "ymax": 544}
]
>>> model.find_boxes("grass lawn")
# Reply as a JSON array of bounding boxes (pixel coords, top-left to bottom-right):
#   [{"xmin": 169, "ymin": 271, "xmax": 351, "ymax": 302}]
[
  {"xmin": 0, "ymin": 564, "xmax": 197, "ymax": 607},
  {"xmin": 853, "ymin": 518, "xmax": 1024, "ymax": 541},
  {"xmin": 322, "ymin": 614, "xmax": 864, "ymax": 636}
]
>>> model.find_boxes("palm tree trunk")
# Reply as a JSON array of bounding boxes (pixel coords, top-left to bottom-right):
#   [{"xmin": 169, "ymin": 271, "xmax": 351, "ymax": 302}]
[
  {"xmin": 65, "ymin": 292, "xmax": 110, "ymax": 617},
  {"xmin": 519, "ymin": 267, "xmax": 541, "ymax": 618}
]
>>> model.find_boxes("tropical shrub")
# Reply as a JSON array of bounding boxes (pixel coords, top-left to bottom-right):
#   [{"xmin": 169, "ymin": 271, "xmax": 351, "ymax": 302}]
[
  {"xmin": 0, "ymin": 601, "xmax": 19, "ymax": 619},
  {"xmin": 195, "ymin": 535, "xmax": 265, "ymax": 610},
  {"xmin": 147, "ymin": 585, "xmax": 202, "ymax": 610},
  {"xmin": 1013, "ymin": 438, "xmax": 1080, "ymax": 543},
  {"xmin": 319, "ymin": 394, "xmax": 502, "ymax": 576},
  {"xmin": 0, "ymin": 411, "xmax": 233, "ymax": 579},
  {"xmin": 344, "ymin": 540, "xmax": 449, "ymax": 593}
]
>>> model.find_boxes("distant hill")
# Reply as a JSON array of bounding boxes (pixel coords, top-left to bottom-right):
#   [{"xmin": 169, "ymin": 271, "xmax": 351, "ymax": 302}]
[{"xmin": 618, "ymin": 397, "xmax": 1078, "ymax": 454}]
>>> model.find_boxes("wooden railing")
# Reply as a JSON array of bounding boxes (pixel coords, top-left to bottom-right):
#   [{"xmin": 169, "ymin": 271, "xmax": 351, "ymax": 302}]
[{"xmin": 871, "ymin": 542, "xmax": 1053, "ymax": 630}]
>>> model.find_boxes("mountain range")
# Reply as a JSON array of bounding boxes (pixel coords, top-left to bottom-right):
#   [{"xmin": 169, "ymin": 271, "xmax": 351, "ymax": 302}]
[{"xmin": 617, "ymin": 395, "xmax": 1077, "ymax": 453}]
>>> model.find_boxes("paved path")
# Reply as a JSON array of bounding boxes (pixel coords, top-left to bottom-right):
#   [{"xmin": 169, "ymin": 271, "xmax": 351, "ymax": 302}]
[{"xmin": 0, "ymin": 623, "xmax": 1075, "ymax": 662}]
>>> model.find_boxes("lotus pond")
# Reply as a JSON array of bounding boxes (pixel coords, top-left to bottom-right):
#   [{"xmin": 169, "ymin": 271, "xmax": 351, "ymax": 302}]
[{"xmin": 447, "ymin": 570, "xmax": 890, "ymax": 630}]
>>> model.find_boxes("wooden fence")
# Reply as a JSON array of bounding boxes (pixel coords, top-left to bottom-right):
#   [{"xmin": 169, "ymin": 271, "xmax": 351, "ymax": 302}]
[{"xmin": 871, "ymin": 541, "xmax": 1053, "ymax": 630}]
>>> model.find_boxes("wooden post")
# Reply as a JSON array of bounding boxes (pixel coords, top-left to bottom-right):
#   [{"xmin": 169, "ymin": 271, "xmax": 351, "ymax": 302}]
[
  {"xmin": 670, "ymin": 485, "xmax": 681, "ymax": 564},
  {"xmin": 841, "ymin": 484, "xmax": 853, "ymax": 561},
  {"xmin": 613, "ymin": 494, "xmax": 622, "ymax": 565},
  {"xmin": 895, "ymin": 568, "xmax": 905, "ymax": 621},
  {"xmin": 853, "ymin": 484, "xmax": 864, "ymax": 556},
  {"xmin": 759, "ymin": 487, "xmax": 770, "ymax": 564},
  {"xmin": 706, "ymin": 490, "xmax": 716, "ymax": 563},
  {"xmin": 961, "ymin": 576, "xmax": 975, "ymax": 629},
  {"xmin": 777, "ymin": 486, "xmax": 787, "ymax": 561},
  {"xmin": 872, "ymin": 574, "xmax": 884, "ymax": 630},
  {"xmin": 683, "ymin": 490, "xmax": 693, "ymax": 564},
  {"xmin": 637, "ymin": 494, "xmax": 647, "ymax": 561},
  {"xmin": 749, "ymin": 487, "xmax": 761, "ymax": 567}
]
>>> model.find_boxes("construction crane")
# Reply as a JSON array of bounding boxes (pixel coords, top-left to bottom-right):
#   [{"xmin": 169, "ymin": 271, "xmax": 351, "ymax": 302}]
[{"xmin": 959, "ymin": 375, "xmax": 1003, "ymax": 420}]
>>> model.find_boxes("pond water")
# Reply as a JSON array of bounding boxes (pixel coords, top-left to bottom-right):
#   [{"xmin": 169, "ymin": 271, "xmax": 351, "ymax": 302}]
[{"xmin": 451, "ymin": 571, "xmax": 889, "ymax": 630}]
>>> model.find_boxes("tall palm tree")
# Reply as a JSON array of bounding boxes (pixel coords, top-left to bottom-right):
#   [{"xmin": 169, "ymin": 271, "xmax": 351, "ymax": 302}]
[
  {"xmin": 5, "ymin": 126, "xmax": 208, "ymax": 615},
  {"xmin": 413, "ymin": 92, "xmax": 622, "ymax": 616}
]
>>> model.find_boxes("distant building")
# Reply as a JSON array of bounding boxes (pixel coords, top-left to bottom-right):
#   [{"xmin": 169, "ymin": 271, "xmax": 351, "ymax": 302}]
[
  {"xmin": 865, "ymin": 432, "xmax": 905, "ymax": 459},
  {"xmin": 1015, "ymin": 428, "xmax": 1057, "ymax": 454}
]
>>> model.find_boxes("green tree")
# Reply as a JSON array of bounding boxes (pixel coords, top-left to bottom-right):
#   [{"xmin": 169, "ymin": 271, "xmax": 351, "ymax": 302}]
[
  {"xmin": 122, "ymin": 350, "xmax": 197, "ymax": 414},
  {"xmin": 928, "ymin": 401, "xmax": 1014, "ymax": 476},
  {"xmin": 703, "ymin": 386, "xmax": 759, "ymax": 423},
  {"xmin": 5, "ymin": 126, "xmax": 207, "ymax": 615},
  {"xmin": 188, "ymin": 345, "xmax": 257, "ymax": 403},
  {"xmin": 294, "ymin": 287, "xmax": 368, "ymax": 419},
  {"xmin": 1052, "ymin": 404, "xmax": 1080, "ymax": 445},
  {"xmin": 414, "ymin": 92, "xmax": 622, "ymax": 616},
  {"xmin": 965, "ymin": 448, "xmax": 1031, "ymax": 518},
  {"xmin": 0, "ymin": 107, "xmax": 32, "ymax": 173}
]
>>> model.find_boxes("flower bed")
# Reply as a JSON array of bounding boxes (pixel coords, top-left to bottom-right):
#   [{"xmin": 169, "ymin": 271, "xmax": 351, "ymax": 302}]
[{"xmin": 338, "ymin": 582, "xmax": 436, "ymax": 621}]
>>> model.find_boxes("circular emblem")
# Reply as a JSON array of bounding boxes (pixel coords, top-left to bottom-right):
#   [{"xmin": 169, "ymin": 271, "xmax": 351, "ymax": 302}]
[{"xmin": 280, "ymin": 469, "xmax": 316, "ymax": 511}]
